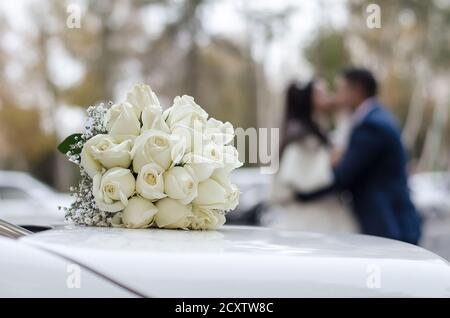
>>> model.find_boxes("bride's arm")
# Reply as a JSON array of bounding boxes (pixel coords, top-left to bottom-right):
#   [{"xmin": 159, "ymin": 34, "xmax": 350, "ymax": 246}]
[
  {"xmin": 296, "ymin": 123, "xmax": 386, "ymax": 201},
  {"xmin": 295, "ymin": 184, "xmax": 335, "ymax": 201}
]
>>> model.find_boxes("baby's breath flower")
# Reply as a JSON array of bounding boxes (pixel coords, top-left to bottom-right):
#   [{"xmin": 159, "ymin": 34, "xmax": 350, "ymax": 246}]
[
  {"xmin": 64, "ymin": 169, "xmax": 116, "ymax": 227},
  {"xmin": 63, "ymin": 101, "xmax": 115, "ymax": 227}
]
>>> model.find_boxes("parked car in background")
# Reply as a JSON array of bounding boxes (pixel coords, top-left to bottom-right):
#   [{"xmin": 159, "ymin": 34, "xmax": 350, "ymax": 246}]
[
  {"xmin": 410, "ymin": 172, "xmax": 450, "ymax": 260},
  {"xmin": 410, "ymin": 172, "xmax": 450, "ymax": 218},
  {"xmin": 0, "ymin": 171, "xmax": 70, "ymax": 226}
]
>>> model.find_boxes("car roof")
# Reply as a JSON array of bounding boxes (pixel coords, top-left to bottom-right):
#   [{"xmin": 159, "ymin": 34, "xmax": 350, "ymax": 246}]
[{"xmin": 19, "ymin": 225, "xmax": 450, "ymax": 297}]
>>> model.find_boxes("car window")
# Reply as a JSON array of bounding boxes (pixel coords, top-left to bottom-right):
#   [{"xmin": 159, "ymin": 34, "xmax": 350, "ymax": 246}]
[{"xmin": 0, "ymin": 186, "xmax": 31, "ymax": 200}]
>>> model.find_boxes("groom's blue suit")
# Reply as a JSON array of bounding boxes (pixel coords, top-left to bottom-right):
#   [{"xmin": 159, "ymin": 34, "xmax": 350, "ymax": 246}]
[{"xmin": 298, "ymin": 100, "xmax": 422, "ymax": 244}]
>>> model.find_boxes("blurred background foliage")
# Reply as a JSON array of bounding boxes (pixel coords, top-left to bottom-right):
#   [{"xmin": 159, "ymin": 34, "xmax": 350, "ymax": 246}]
[{"xmin": 0, "ymin": 0, "xmax": 449, "ymax": 190}]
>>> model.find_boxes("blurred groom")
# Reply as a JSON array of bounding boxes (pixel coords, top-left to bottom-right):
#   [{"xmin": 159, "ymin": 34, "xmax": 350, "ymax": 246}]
[{"xmin": 297, "ymin": 68, "xmax": 422, "ymax": 244}]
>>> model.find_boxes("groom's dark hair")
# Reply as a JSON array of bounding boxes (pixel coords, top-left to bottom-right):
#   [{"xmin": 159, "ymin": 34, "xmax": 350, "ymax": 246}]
[{"xmin": 341, "ymin": 68, "xmax": 378, "ymax": 98}]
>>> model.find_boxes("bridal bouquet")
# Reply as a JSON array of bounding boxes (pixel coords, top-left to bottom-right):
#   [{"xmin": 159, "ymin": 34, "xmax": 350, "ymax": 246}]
[{"xmin": 58, "ymin": 84, "xmax": 242, "ymax": 230}]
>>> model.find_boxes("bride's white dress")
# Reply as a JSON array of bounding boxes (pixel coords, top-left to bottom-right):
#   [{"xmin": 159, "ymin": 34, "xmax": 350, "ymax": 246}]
[{"xmin": 263, "ymin": 136, "xmax": 359, "ymax": 233}]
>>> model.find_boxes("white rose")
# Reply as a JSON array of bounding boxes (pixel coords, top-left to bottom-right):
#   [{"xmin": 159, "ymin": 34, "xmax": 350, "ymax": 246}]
[
  {"xmin": 192, "ymin": 179, "xmax": 226, "ymax": 210},
  {"xmin": 198, "ymin": 141, "xmax": 224, "ymax": 162},
  {"xmin": 136, "ymin": 163, "xmax": 166, "ymax": 201},
  {"xmin": 110, "ymin": 212, "xmax": 123, "ymax": 227},
  {"xmin": 223, "ymin": 183, "xmax": 239, "ymax": 211},
  {"xmin": 121, "ymin": 196, "xmax": 158, "ymax": 228},
  {"xmin": 80, "ymin": 134, "xmax": 132, "ymax": 178},
  {"xmin": 155, "ymin": 198, "xmax": 192, "ymax": 229},
  {"xmin": 205, "ymin": 118, "xmax": 234, "ymax": 145},
  {"xmin": 211, "ymin": 168, "xmax": 240, "ymax": 211},
  {"xmin": 164, "ymin": 166, "xmax": 198, "ymax": 205},
  {"xmin": 171, "ymin": 124, "xmax": 204, "ymax": 153},
  {"xmin": 193, "ymin": 169, "xmax": 239, "ymax": 211},
  {"xmin": 182, "ymin": 146, "xmax": 223, "ymax": 182},
  {"xmin": 80, "ymin": 135, "xmax": 103, "ymax": 178},
  {"xmin": 163, "ymin": 95, "xmax": 208, "ymax": 130},
  {"xmin": 222, "ymin": 145, "xmax": 243, "ymax": 172},
  {"xmin": 180, "ymin": 141, "xmax": 224, "ymax": 181},
  {"xmin": 131, "ymin": 130, "xmax": 185, "ymax": 172},
  {"xmin": 189, "ymin": 206, "xmax": 226, "ymax": 230},
  {"xmin": 126, "ymin": 84, "xmax": 160, "ymax": 117},
  {"xmin": 141, "ymin": 105, "xmax": 170, "ymax": 133},
  {"xmin": 93, "ymin": 167, "xmax": 136, "ymax": 212},
  {"xmin": 105, "ymin": 102, "xmax": 141, "ymax": 140}
]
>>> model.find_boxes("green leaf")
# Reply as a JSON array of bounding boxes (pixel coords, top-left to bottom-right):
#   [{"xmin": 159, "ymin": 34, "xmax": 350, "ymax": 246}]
[{"xmin": 57, "ymin": 133, "xmax": 83, "ymax": 155}]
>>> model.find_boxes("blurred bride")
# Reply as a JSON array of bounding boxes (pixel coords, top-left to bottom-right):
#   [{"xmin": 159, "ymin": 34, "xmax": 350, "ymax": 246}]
[{"xmin": 262, "ymin": 80, "xmax": 359, "ymax": 233}]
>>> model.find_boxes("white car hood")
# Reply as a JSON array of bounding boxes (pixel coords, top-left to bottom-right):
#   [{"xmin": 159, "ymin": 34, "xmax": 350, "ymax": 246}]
[{"xmin": 20, "ymin": 225, "xmax": 450, "ymax": 297}]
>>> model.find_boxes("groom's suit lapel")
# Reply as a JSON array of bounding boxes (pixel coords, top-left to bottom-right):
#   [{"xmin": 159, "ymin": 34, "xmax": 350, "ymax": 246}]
[{"xmin": 351, "ymin": 99, "xmax": 379, "ymax": 130}]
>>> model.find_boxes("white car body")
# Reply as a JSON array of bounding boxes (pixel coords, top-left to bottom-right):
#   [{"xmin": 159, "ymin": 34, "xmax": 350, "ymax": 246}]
[
  {"xmin": 0, "ymin": 171, "xmax": 70, "ymax": 226},
  {"xmin": 1, "ymin": 225, "xmax": 450, "ymax": 297}
]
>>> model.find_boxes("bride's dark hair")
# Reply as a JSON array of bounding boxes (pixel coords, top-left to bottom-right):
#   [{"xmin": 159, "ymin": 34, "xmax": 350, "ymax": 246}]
[{"xmin": 281, "ymin": 81, "xmax": 329, "ymax": 156}]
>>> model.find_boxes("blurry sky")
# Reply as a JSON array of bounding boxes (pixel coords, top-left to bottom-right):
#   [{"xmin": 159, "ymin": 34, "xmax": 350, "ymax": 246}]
[
  {"xmin": 201, "ymin": 0, "xmax": 348, "ymax": 88},
  {"xmin": 0, "ymin": 0, "xmax": 348, "ymax": 95}
]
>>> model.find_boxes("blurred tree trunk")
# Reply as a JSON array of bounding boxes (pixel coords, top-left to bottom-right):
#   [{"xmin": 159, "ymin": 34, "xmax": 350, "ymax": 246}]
[
  {"xmin": 35, "ymin": 8, "xmax": 66, "ymax": 189},
  {"xmin": 402, "ymin": 60, "xmax": 428, "ymax": 150},
  {"xmin": 418, "ymin": 76, "xmax": 450, "ymax": 171},
  {"xmin": 184, "ymin": 0, "xmax": 202, "ymax": 97},
  {"xmin": 96, "ymin": 0, "xmax": 117, "ymax": 101},
  {"xmin": 243, "ymin": 29, "xmax": 259, "ymax": 129}
]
